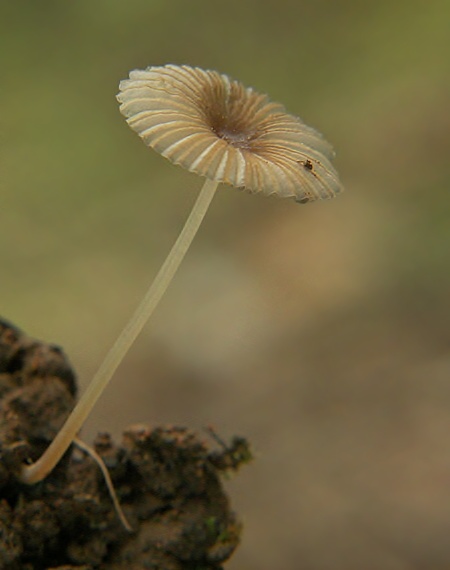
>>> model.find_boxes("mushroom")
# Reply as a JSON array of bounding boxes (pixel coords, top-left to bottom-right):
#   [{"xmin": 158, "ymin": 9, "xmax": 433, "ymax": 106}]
[{"xmin": 20, "ymin": 64, "xmax": 342, "ymax": 484}]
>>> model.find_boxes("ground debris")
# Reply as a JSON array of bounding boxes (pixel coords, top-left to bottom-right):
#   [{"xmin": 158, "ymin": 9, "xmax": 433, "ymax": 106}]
[{"xmin": 0, "ymin": 318, "xmax": 250, "ymax": 569}]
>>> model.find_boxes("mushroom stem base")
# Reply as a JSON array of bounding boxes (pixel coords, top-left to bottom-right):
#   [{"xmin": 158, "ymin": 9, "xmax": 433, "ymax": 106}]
[{"xmin": 20, "ymin": 177, "xmax": 219, "ymax": 485}]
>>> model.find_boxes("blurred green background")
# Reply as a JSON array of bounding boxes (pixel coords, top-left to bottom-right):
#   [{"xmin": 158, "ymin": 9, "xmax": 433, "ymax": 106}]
[{"xmin": 2, "ymin": 1, "xmax": 450, "ymax": 568}]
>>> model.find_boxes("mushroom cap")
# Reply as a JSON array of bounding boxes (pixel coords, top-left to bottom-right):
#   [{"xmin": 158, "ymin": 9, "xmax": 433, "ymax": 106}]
[{"xmin": 117, "ymin": 64, "xmax": 342, "ymax": 202}]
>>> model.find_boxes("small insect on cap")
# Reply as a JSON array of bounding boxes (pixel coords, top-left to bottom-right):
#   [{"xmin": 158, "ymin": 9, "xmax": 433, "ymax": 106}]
[{"xmin": 117, "ymin": 64, "xmax": 342, "ymax": 203}]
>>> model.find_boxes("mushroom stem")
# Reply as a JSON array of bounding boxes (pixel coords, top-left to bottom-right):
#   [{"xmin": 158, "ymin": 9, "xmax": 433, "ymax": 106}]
[{"xmin": 20, "ymin": 177, "xmax": 219, "ymax": 485}]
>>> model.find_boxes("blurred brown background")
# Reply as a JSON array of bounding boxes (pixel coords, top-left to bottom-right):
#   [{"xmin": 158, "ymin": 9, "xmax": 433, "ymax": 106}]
[{"xmin": 1, "ymin": 1, "xmax": 450, "ymax": 568}]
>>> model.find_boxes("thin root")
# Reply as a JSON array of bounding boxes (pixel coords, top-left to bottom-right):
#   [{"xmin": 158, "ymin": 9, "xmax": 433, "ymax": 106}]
[{"xmin": 74, "ymin": 437, "xmax": 134, "ymax": 533}]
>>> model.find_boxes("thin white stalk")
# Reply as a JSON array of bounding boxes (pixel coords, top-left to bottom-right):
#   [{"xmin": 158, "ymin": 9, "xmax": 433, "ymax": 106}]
[{"xmin": 20, "ymin": 178, "xmax": 219, "ymax": 485}]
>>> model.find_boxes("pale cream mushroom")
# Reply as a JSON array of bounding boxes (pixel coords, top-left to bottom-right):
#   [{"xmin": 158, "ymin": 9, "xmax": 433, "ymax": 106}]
[{"xmin": 21, "ymin": 64, "xmax": 342, "ymax": 484}]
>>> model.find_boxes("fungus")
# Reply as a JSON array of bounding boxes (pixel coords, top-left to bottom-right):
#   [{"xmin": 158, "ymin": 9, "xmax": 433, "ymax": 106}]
[{"xmin": 20, "ymin": 64, "xmax": 342, "ymax": 484}]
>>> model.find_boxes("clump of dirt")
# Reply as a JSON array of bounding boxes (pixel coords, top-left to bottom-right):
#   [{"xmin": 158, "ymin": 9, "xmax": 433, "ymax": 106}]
[{"xmin": 0, "ymin": 318, "xmax": 251, "ymax": 570}]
